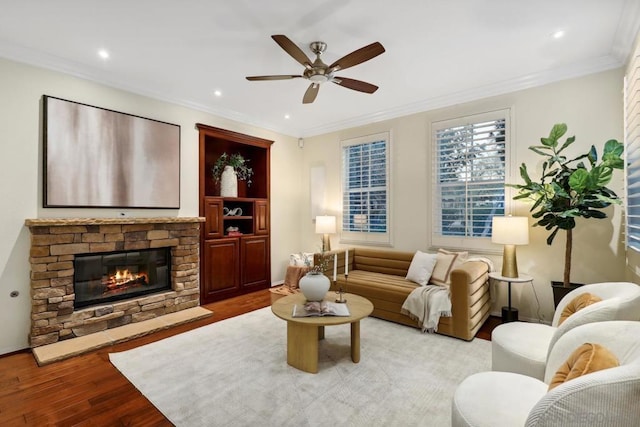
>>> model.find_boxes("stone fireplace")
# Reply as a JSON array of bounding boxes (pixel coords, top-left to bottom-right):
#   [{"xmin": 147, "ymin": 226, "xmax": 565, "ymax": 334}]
[
  {"xmin": 25, "ymin": 217, "xmax": 204, "ymax": 348},
  {"xmin": 73, "ymin": 247, "xmax": 172, "ymax": 309}
]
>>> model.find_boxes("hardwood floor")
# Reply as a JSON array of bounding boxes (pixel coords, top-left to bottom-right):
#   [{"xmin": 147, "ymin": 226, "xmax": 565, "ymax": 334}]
[{"xmin": 0, "ymin": 289, "xmax": 500, "ymax": 426}]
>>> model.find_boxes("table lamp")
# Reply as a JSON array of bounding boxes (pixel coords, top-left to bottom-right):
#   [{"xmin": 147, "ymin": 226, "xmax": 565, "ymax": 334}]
[
  {"xmin": 315, "ymin": 215, "xmax": 336, "ymax": 252},
  {"xmin": 491, "ymin": 216, "xmax": 529, "ymax": 278}
]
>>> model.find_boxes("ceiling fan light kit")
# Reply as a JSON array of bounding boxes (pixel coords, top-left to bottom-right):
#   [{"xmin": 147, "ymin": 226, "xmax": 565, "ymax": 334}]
[{"xmin": 246, "ymin": 34, "xmax": 385, "ymax": 104}]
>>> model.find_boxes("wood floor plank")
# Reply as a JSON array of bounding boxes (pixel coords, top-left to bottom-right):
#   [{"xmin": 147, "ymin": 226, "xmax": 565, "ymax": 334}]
[{"xmin": 0, "ymin": 288, "xmax": 498, "ymax": 425}]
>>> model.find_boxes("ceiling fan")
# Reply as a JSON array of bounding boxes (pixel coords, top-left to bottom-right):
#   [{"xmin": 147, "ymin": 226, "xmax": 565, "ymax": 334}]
[{"xmin": 246, "ymin": 35, "xmax": 385, "ymax": 104}]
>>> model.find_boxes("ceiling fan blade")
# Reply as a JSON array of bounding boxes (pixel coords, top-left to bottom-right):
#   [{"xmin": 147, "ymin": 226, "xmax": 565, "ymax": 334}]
[
  {"xmin": 333, "ymin": 77, "xmax": 379, "ymax": 94},
  {"xmin": 246, "ymin": 75, "xmax": 303, "ymax": 81},
  {"xmin": 329, "ymin": 42, "xmax": 385, "ymax": 72},
  {"xmin": 303, "ymin": 83, "xmax": 320, "ymax": 104},
  {"xmin": 271, "ymin": 35, "xmax": 312, "ymax": 68}
]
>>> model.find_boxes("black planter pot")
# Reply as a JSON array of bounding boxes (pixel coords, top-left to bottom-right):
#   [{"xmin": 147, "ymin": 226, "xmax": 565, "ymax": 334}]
[{"xmin": 551, "ymin": 281, "xmax": 584, "ymax": 308}]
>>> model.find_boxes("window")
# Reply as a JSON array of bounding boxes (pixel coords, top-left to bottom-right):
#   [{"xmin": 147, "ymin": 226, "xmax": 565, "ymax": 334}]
[
  {"xmin": 625, "ymin": 44, "xmax": 640, "ymax": 251},
  {"xmin": 431, "ymin": 110, "xmax": 509, "ymax": 250},
  {"xmin": 341, "ymin": 132, "xmax": 390, "ymax": 245}
]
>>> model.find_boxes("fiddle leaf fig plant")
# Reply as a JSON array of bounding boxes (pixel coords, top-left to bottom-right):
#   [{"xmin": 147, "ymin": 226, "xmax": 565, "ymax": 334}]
[{"xmin": 510, "ymin": 123, "xmax": 624, "ymax": 287}]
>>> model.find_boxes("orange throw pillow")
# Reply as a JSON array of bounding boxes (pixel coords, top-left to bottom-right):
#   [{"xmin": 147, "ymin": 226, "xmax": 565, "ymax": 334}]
[
  {"xmin": 559, "ymin": 292, "xmax": 602, "ymax": 325},
  {"xmin": 548, "ymin": 343, "xmax": 619, "ymax": 391}
]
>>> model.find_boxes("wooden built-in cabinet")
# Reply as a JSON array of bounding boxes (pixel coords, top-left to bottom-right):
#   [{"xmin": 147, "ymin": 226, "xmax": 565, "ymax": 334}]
[{"xmin": 197, "ymin": 124, "xmax": 273, "ymax": 303}]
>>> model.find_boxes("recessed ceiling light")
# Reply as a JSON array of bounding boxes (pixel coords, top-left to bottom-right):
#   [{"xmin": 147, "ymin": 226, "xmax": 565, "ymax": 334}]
[
  {"xmin": 214, "ymin": 90, "xmax": 222, "ymax": 97},
  {"xmin": 284, "ymin": 114, "xmax": 291, "ymax": 119},
  {"xmin": 98, "ymin": 49, "xmax": 110, "ymax": 59},
  {"xmin": 552, "ymin": 30, "xmax": 565, "ymax": 39}
]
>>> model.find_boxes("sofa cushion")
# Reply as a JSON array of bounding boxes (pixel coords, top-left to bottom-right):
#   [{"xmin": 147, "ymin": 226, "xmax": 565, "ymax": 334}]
[
  {"xmin": 430, "ymin": 249, "xmax": 468, "ymax": 286},
  {"xmin": 337, "ymin": 270, "xmax": 417, "ymax": 305},
  {"xmin": 406, "ymin": 250, "xmax": 438, "ymax": 286}
]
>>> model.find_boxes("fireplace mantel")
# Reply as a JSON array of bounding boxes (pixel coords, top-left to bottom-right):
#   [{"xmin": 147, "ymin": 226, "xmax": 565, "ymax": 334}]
[
  {"xmin": 25, "ymin": 217, "xmax": 204, "ymax": 226},
  {"xmin": 25, "ymin": 217, "xmax": 205, "ymax": 348}
]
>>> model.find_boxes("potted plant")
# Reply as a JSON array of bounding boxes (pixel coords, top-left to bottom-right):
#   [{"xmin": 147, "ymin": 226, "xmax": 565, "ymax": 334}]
[
  {"xmin": 510, "ymin": 123, "xmax": 624, "ymax": 306},
  {"xmin": 212, "ymin": 153, "xmax": 253, "ymax": 197}
]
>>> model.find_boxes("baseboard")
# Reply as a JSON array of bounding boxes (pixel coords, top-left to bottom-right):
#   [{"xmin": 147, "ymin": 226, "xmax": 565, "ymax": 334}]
[
  {"xmin": 271, "ymin": 280, "xmax": 284, "ymax": 287},
  {"xmin": 489, "ymin": 310, "xmax": 551, "ymax": 325}
]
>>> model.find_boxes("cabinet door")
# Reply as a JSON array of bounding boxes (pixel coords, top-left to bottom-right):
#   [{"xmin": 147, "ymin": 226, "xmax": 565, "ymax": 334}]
[
  {"xmin": 204, "ymin": 198, "xmax": 223, "ymax": 239},
  {"xmin": 254, "ymin": 200, "xmax": 269, "ymax": 235},
  {"xmin": 202, "ymin": 238, "xmax": 239, "ymax": 303},
  {"xmin": 240, "ymin": 236, "xmax": 269, "ymax": 289}
]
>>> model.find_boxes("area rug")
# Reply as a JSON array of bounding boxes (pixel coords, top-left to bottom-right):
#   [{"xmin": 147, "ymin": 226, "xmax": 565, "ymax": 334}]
[{"xmin": 110, "ymin": 307, "xmax": 491, "ymax": 426}]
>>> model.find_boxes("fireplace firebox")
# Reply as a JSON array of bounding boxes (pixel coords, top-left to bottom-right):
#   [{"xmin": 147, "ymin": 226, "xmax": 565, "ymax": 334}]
[{"xmin": 74, "ymin": 248, "xmax": 171, "ymax": 309}]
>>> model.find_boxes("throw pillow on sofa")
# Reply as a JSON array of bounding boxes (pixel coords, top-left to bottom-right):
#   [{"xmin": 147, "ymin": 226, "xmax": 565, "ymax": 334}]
[
  {"xmin": 406, "ymin": 250, "xmax": 438, "ymax": 286},
  {"xmin": 289, "ymin": 252, "xmax": 314, "ymax": 267},
  {"xmin": 430, "ymin": 249, "xmax": 468, "ymax": 287}
]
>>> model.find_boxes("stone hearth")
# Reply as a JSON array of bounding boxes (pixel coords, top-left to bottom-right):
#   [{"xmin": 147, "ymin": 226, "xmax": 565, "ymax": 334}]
[{"xmin": 25, "ymin": 217, "xmax": 204, "ymax": 348}]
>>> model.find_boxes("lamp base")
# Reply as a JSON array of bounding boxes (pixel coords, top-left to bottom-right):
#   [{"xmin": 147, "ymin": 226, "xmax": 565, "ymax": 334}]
[
  {"xmin": 501, "ymin": 244, "xmax": 519, "ymax": 278},
  {"xmin": 321, "ymin": 234, "xmax": 331, "ymax": 252},
  {"xmin": 501, "ymin": 306, "xmax": 519, "ymax": 323}
]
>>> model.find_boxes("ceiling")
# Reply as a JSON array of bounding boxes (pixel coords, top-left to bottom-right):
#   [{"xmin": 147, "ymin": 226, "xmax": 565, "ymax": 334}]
[{"xmin": 1, "ymin": 0, "xmax": 639, "ymax": 137}]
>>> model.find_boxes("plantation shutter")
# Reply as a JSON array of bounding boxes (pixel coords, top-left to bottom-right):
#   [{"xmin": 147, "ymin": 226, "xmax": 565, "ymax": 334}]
[
  {"xmin": 341, "ymin": 132, "xmax": 390, "ymax": 245},
  {"xmin": 626, "ymin": 42, "xmax": 640, "ymax": 251},
  {"xmin": 432, "ymin": 110, "xmax": 508, "ymax": 249}
]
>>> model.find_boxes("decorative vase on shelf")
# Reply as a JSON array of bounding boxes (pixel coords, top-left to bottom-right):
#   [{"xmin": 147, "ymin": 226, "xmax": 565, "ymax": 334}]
[
  {"xmin": 220, "ymin": 165, "xmax": 238, "ymax": 197},
  {"xmin": 299, "ymin": 272, "xmax": 330, "ymax": 302}
]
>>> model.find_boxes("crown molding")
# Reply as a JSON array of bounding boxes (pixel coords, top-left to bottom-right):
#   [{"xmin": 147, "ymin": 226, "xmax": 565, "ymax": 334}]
[
  {"xmin": 299, "ymin": 55, "xmax": 623, "ymax": 137},
  {"xmin": 0, "ymin": 41, "xmax": 625, "ymax": 139},
  {"xmin": 611, "ymin": 0, "xmax": 640, "ymax": 63},
  {"xmin": 0, "ymin": 41, "xmax": 299, "ymax": 138}
]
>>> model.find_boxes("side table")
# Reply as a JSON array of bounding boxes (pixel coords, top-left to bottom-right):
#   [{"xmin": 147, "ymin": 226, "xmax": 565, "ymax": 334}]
[{"xmin": 488, "ymin": 272, "xmax": 533, "ymax": 323}]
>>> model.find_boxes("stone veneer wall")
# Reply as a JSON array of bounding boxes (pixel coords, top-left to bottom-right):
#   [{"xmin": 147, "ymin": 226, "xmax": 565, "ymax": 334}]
[{"xmin": 25, "ymin": 217, "xmax": 205, "ymax": 348}]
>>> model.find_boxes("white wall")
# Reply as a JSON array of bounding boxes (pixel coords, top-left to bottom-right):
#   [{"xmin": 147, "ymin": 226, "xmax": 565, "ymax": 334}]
[
  {"xmin": 299, "ymin": 68, "xmax": 625, "ymax": 324},
  {"xmin": 0, "ymin": 58, "xmax": 302, "ymax": 355}
]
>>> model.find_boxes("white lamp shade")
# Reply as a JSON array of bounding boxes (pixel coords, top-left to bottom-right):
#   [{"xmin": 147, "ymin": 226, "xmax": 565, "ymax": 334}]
[
  {"xmin": 315, "ymin": 215, "xmax": 336, "ymax": 234},
  {"xmin": 491, "ymin": 216, "xmax": 529, "ymax": 245}
]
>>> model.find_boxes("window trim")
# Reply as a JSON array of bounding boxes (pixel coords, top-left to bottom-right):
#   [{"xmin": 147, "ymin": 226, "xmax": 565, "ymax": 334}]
[
  {"xmin": 429, "ymin": 108, "xmax": 512, "ymax": 252},
  {"xmin": 625, "ymin": 48, "xmax": 640, "ymax": 252},
  {"xmin": 340, "ymin": 131, "xmax": 392, "ymax": 246}
]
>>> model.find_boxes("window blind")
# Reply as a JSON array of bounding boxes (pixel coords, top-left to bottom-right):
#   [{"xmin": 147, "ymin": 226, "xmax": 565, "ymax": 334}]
[
  {"xmin": 432, "ymin": 114, "xmax": 507, "ymax": 241},
  {"xmin": 341, "ymin": 132, "xmax": 390, "ymax": 244},
  {"xmin": 626, "ymin": 44, "xmax": 640, "ymax": 251}
]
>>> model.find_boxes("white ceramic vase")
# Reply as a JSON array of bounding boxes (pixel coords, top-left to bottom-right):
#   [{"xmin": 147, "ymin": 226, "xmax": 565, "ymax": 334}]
[
  {"xmin": 220, "ymin": 165, "xmax": 238, "ymax": 197},
  {"xmin": 299, "ymin": 272, "xmax": 330, "ymax": 302}
]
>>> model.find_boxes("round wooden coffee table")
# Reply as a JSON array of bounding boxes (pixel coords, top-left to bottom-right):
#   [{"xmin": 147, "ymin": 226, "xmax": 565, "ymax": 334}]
[{"xmin": 271, "ymin": 293, "xmax": 374, "ymax": 373}]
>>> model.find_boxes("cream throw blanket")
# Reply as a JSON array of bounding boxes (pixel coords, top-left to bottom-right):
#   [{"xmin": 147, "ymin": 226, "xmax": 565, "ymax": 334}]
[{"xmin": 401, "ymin": 285, "xmax": 451, "ymax": 333}]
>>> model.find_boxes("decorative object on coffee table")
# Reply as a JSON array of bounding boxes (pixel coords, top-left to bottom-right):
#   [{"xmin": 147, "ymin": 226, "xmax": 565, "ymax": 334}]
[
  {"xmin": 299, "ymin": 271, "xmax": 330, "ymax": 301},
  {"xmin": 299, "ymin": 250, "xmax": 331, "ymax": 301}
]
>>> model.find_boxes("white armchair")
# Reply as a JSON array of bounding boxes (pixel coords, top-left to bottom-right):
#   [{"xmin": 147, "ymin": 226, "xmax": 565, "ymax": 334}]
[
  {"xmin": 452, "ymin": 321, "xmax": 640, "ymax": 427},
  {"xmin": 491, "ymin": 282, "xmax": 640, "ymax": 380}
]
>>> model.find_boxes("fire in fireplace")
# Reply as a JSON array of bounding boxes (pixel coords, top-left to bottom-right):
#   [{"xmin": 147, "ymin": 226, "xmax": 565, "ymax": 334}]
[{"xmin": 74, "ymin": 248, "xmax": 171, "ymax": 309}]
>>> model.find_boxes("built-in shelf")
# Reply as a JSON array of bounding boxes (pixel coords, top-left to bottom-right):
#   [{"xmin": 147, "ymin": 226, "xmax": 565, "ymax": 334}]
[{"xmin": 197, "ymin": 124, "xmax": 273, "ymax": 304}]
